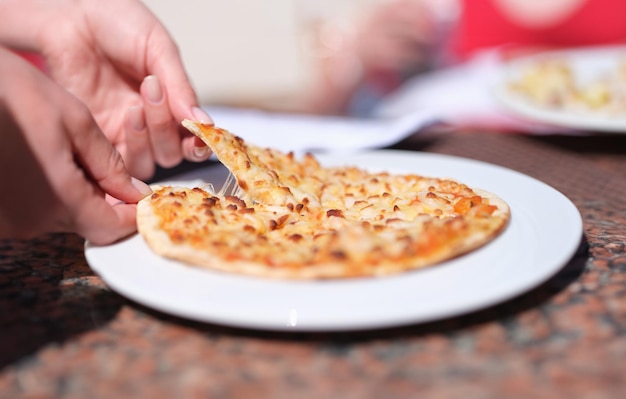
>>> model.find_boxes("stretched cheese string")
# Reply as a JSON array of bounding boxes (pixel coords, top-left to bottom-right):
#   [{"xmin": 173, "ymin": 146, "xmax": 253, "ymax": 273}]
[{"xmin": 218, "ymin": 171, "xmax": 245, "ymax": 198}]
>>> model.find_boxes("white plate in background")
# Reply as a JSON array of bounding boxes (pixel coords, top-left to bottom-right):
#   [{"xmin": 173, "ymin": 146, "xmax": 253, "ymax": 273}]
[{"xmin": 495, "ymin": 46, "xmax": 626, "ymax": 132}]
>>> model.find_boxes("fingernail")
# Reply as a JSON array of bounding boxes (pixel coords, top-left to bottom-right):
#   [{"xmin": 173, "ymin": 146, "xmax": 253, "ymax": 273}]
[
  {"xmin": 144, "ymin": 75, "xmax": 163, "ymax": 104},
  {"xmin": 131, "ymin": 177, "xmax": 153, "ymax": 197},
  {"xmin": 129, "ymin": 106, "xmax": 145, "ymax": 131},
  {"xmin": 193, "ymin": 145, "xmax": 210, "ymax": 159},
  {"xmin": 192, "ymin": 106, "xmax": 213, "ymax": 123}
]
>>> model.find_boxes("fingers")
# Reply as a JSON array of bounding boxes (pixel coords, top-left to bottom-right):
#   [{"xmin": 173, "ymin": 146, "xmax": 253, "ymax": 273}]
[
  {"xmin": 182, "ymin": 134, "xmax": 212, "ymax": 161},
  {"xmin": 141, "ymin": 27, "xmax": 215, "ymax": 163},
  {"xmin": 185, "ymin": 107, "xmax": 214, "ymax": 161},
  {"xmin": 0, "ymin": 47, "xmax": 147, "ymax": 245},
  {"xmin": 136, "ymin": 75, "xmax": 212, "ymax": 170},
  {"xmin": 144, "ymin": 25, "xmax": 201, "ymax": 123},
  {"xmin": 141, "ymin": 75, "xmax": 182, "ymax": 168},
  {"xmin": 67, "ymin": 134, "xmax": 151, "ymax": 244},
  {"xmin": 56, "ymin": 104, "xmax": 151, "ymax": 244},
  {"xmin": 77, "ymin": 202, "xmax": 139, "ymax": 245},
  {"xmin": 61, "ymin": 133, "xmax": 150, "ymax": 244},
  {"xmin": 65, "ymin": 102, "xmax": 152, "ymax": 205},
  {"xmin": 177, "ymin": 106, "xmax": 213, "ymax": 162},
  {"xmin": 123, "ymin": 105, "xmax": 155, "ymax": 179}
]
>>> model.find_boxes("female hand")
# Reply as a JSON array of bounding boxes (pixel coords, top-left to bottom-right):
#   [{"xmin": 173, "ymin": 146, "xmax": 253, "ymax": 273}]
[
  {"xmin": 0, "ymin": 0, "xmax": 213, "ymax": 180},
  {"xmin": 0, "ymin": 47, "xmax": 152, "ymax": 244}
]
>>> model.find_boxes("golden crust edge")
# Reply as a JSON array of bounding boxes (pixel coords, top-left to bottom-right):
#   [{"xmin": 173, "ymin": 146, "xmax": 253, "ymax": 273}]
[{"xmin": 136, "ymin": 187, "xmax": 511, "ymax": 280}]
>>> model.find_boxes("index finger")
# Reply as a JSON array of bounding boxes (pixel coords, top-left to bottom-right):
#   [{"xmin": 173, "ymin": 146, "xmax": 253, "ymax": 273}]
[{"xmin": 144, "ymin": 25, "xmax": 214, "ymax": 126}]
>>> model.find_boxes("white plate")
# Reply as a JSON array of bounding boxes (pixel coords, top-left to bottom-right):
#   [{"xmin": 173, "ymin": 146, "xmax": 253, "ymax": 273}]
[
  {"xmin": 85, "ymin": 151, "xmax": 582, "ymax": 332},
  {"xmin": 494, "ymin": 46, "xmax": 626, "ymax": 132}
]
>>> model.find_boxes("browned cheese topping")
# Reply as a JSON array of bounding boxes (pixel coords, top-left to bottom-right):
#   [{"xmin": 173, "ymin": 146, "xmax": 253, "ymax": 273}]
[{"xmin": 137, "ymin": 122, "xmax": 510, "ymax": 279}]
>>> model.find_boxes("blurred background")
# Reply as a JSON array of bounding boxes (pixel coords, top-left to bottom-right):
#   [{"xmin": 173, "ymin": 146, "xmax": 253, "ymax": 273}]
[
  {"xmin": 143, "ymin": 0, "xmax": 349, "ymax": 112},
  {"xmin": 142, "ymin": 0, "xmax": 455, "ymax": 114},
  {"xmin": 142, "ymin": 0, "xmax": 626, "ymax": 123}
]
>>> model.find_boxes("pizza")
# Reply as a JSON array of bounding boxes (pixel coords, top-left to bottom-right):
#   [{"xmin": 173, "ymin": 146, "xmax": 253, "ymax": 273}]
[
  {"xmin": 508, "ymin": 58, "xmax": 626, "ymax": 116},
  {"xmin": 136, "ymin": 121, "xmax": 510, "ymax": 279}
]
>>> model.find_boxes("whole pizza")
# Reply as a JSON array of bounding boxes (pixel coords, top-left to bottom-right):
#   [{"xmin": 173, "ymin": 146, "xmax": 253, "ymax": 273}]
[{"xmin": 136, "ymin": 121, "xmax": 510, "ymax": 279}]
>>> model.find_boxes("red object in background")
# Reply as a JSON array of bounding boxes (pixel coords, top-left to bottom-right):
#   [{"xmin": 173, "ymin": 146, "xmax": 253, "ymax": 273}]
[
  {"xmin": 451, "ymin": 0, "xmax": 626, "ymax": 60},
  {"xmin": 16, "ymin": 51, "xmax": 47, "ymax": 72}
]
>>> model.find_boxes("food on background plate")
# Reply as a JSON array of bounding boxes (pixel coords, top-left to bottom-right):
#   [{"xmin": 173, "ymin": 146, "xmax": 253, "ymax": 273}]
[
  {"xmin": 136, "ymin": 121, "xmax": 510, "ymax": 279},
  {"xmin": 508, "ymin": 58, "xmax": 626, "ymax": 117}
]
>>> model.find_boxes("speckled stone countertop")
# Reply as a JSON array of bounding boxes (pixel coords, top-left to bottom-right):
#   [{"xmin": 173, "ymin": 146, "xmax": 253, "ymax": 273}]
[{"xmin": 1, "ymin": 131, "xmax": 625, "ymax": 399}]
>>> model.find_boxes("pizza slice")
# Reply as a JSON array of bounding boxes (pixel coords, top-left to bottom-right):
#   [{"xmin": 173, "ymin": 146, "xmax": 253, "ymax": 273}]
[{"xmin": 182, "ymin": 120, "xmax": 323, "ymax": 206}]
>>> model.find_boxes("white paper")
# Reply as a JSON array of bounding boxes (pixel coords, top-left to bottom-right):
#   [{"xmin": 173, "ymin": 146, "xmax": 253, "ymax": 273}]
[
  {"xmin": 203, "ymin": 106, "xmax": 439, "ymax": 154},
  {"xmin": 375, "ymin": 51, "xmax": 573, "ymax": 133}
]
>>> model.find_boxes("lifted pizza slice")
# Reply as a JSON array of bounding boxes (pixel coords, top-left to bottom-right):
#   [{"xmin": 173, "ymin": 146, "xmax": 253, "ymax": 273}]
[{"xmin": 182, "ymin": 120, "xmax": 323, "ymax": 206}]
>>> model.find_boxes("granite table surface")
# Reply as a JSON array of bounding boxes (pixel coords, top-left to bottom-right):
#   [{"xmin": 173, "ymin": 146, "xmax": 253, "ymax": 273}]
[{"xmin": 1, "ymin": 130, "xmax": 625, "ymax": 399}]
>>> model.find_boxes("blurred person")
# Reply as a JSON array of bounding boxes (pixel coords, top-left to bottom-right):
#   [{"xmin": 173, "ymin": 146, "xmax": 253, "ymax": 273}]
[
  {"xmin": 0, "ymin": 0, "xmax": 213, "ymax": 245},
  {"xmin": 304, "ymin": 0, "xmax": 441, "ymax": 116},
  {"xmin": 305, "ymin": 0, "xmax": 626, "ymax": 116}
]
